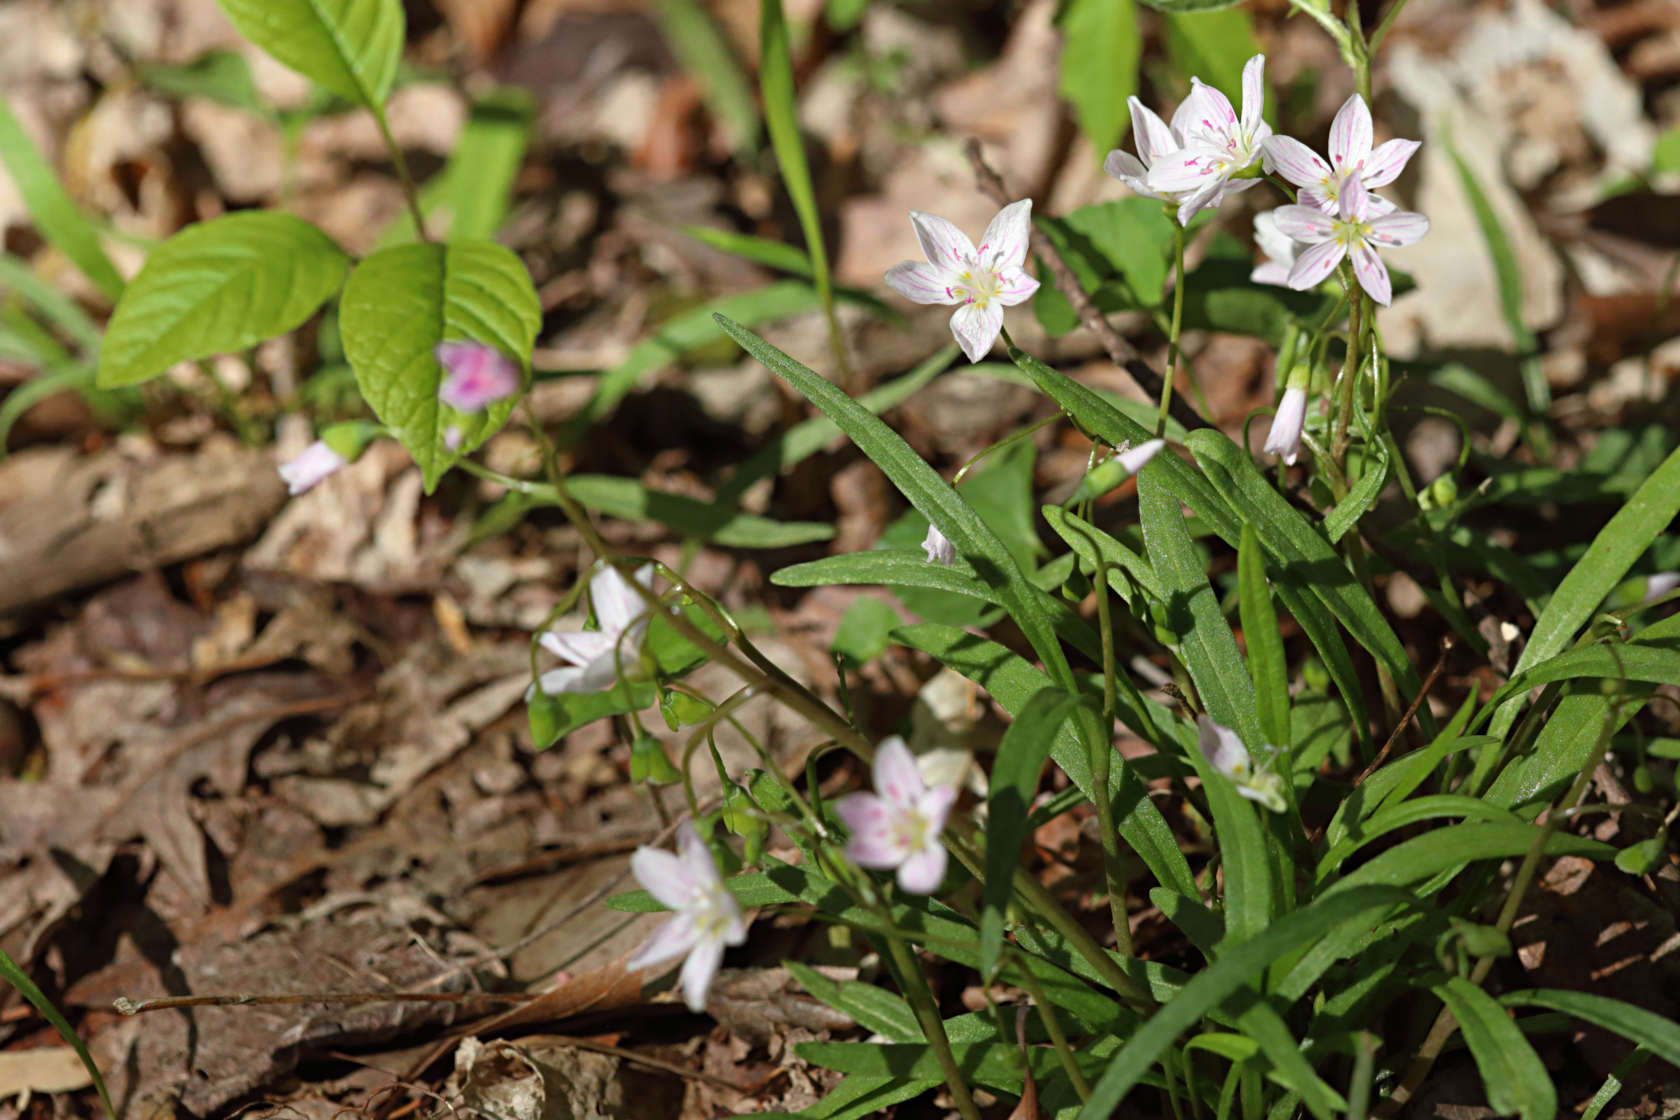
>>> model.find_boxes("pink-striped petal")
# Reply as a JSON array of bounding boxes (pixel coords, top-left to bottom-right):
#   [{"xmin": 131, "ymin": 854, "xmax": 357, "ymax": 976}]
[
  {"xmin": 1349, "ymin": 243, "xmax": 1393, "ymax": 306},
  {"xmin": 1328, "ymin": 94, "xmax": 1373, "ymax": 174},
  {"xmin": 1367, "ymin": 209, "xmax": 1430, "ymax": 248},
  {"xmin": 949, "ymin": 300, "xmax": 1004, "ymax": 363},
  {"xmin": 1286, "ymin": 239, "xmax": 1346, "ymax": 291},
  {"xmin": 885, "ymin": 261, "xmax": 961, "ymax": 305},
  {"xmin": 1176, "ymin": 177, "xmax": 1227, "ymax": 226},
  {"xmin": 896, "ymin": 843, "xmax": 947, "ymax": 894},
  {"xmin": 909, "ymin": 211, "xmax": 976, "ymax": 270},
  {"xmin": 1262, "ymin": 135, "xmax": 1332, "ymax": 190},
  {"xmin": 1269, "ymin": 204, "xmax": 1335, "ymax": 242},
  {"xmin": 1338, "ymin": 174, "xmax": 1371, "ymax": 222},
  {"xmin": 1364, "ymin": 138, "xmax": 1420, "ymax": 188},
  {"xmin": 1239, "ymin": 54, "xmax": 1266, "ymax": 140},
  {"xmin": 1186, "ymin": 79, "xmax": 1238, "ymax": 140},
  {"xmin": 872, "ymin": 736, "xmax": 925, "ymax": 807},
  {"xmin": 979, "ymin": 199, "xmax": 1033, "ymax": 271},
  {"xmin": 1129, "ymin": 98, "xmax": 1178, "ymax": 162},
  {"xmin": 1146, "ymin": 147, "xmax": 1223, "ymax": 194},
  {"xmin": 993, "ymin": 266, "xmax": 1040, "ymax": 307}
]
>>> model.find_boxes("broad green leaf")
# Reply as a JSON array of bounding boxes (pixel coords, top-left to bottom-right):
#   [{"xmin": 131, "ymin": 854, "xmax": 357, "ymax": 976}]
[
  {"xmin": 1239, "ymin": 522, "xmax": 1290, "ymax": 748},
  {"xmin": 894, "ymin": 623, "xmax": 1196, "ymax": 898},
  {"xmin": 1163, "ymin": 9, "xmax": 1264, "ymax": 113},
  {"xmin": 217, "ymin": 0, "xmax": 403, "ymax": 108},
  {"xmin": 98, "ymin": 212, "xmax": 349, "ymax": 387},
  {"xmin": 528, "ymin": 678, "xmax": 656, "ymax": 749},
  {"xmin": 137, "ymin": 50, "xmax": 267, "ymax": 115},
  {"xmin": 1489, "ymin": 444, "xmax": 1680, "ymax": 739},
  {"xmin": 1139, "ymin": 0, "xmax": 1243, "ymax": 13},
  {"xmin": 0, "ymin": 97, "xmax": 124, "ymax": 301},
  {"xmin": 561, "ymin": 280, "xmax": 822, "ymax": 446},
  {"xmin": 0, "ymin": 945, "xmax": 115, "ymax": 1119},
  {"xmin": 1041, "ymin": 198, "xmax": 1176, "ymax": 309},
  {"xmin": 1433, "ymin": 978, "xmax": 1555, "ymax": 1120},
  {"xmin": 656, "ymin": 0, "xmax": 759, "ymax": 153},
  {"xmin": 1501, "ymin": 989, "xmax": 1680, "ymax": 1069},
  {"xmin": 784, "ymin": 961, "xmax": 919, "ymax": 1042},
  {"xmin": 1057, "ymin": 0, "xmax": 1141, "ymax": 155},
  {"xmin": 1010, "ymin": 345, "xmax": 1372, "ymax": 741},
  {"xmin": 339, "ymin": 238, "xmax": 539, "ymax": 490},
  {"xmin": 1077, "ymin": 887, "xmax": 1414, "ymax": 1119},
  {"xmin": 982, "ymin": 688, "xmax": 1080, "ymax": 976},
  {"xmin": 380, "ymin": 88, "xmax": 531, "ymax": 245},
  {"xmin": 1139, "ymin": 465, "xmax": 1274, "ymax": 941},
  {"xmin": 1323, "ymin": 822, "xmax": 1612, "ymax": 897},
  {"xmin": 830, "ymin": 596, "xmax": 900, "ymax": 668},
  {"xmin": 717, "ymin": 346, "xmax": 954, "ymax": 502},
  {"xmin": 1179, "ymin": 234, "xmax": 1342, "ymax": 346},
  {"xmin": 557, "ymin": 475, "xmax": 834, "ymax": 548}
]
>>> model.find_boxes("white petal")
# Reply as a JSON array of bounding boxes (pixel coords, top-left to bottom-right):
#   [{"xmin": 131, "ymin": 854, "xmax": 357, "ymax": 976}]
[
  {"xmin": 278, "ymin": 441, "xmax": 346, "ymax": 495},
  {"xmin": 1253, "ymin": 210, "xmax": 1297, "ymax": 267},
  {"xmin": 1363, "ymin": 138, "xmax": 1420, "ymax": 188},
  {"xmin": 1129, "ymin": 98, "xmax": 1179, "ymax": 163},
  {"xmin": 578, "ymin": 652, "xmax": 624, "ymax": 693},
  {"xmin": 1338, "ymin": 175, "xmax": 1371, "ymax": 222},
  {"xmin": 1269, "ymin": 205, "xmax": 1334, "ymax": 243},
  {"xmin": 1262, "ymin": 136, "xmax": 1332, "ymax": 191},
  {"xmin": 679, "ymin": 934, "xmax": 725, "ymax": 1012},
  {"xmin": 1169, "ymin": 95, "xmax": 1200, "ymax": 140},
  {"xmin": 1197, "ymin": 715, "xmax": 1251, "ymax": 779},
  {"xmin": 1251, "ymin": 260, "xmax": 1293, "ymax": 287},
  {"xmin": 885, "ymin": 261, "xmax": 961, "ymax": 305},
  {"xmin": 1184, "ymin": 79, "xmax": 1238, "ymax": 143},
  {"xmin": 1287, "ymin": 239, "xmax": 1346, "ymax": 291},
  {"xmin": 1118, "ymin": 438, "xmax": 1165, "ymax": 474},
  {"xmin": 1104, "ymin": 149, "xmax": 1148, "ymax": 185},
  {"xmin": 872, "ymin": 736, "xmax": 925, "ymax": 807},
  {"xmin": 540, "ymin": 629, "xmax": 615, "ymax": 669},
  {"xmin": 836, "ymin": 793, "xmax": 908, "ymax": 867},
  {"xmin": 896, "ymin": 844, "xmax": 947, "ymax": 894},
  {"xmin": 949, "ymin": 300, "xmax": 1003, "ymax": 364},
  {"xmin": 591, "ymin": 563, "xmax": 650, "ymax": 635},
  {"xmin": 632, "ymin": 846, "xmax": 695, "ymax": 911},
  {"xmin": 1328, "ymin": 94, "xmax": 1373, "ymax": 174},
  {"xmin": 992, "ymin": 266, "xmax": 1040, "ymax": 307},
  {"xmin": 627, "ymin": 913, "xmax": 700, "ymax": 971},
  {"xmin": 1263, "ymin": 386, "xmax": 1307, "ymax": 466},
  {"xmin": 1367, "ymin": 209, "xmax": 1430, "ymax": 248},
  {"xmin": 1350, "ymin": 243, "xmax": 1393, "ymax": 306},
  {"xmin": 677, "ymin": 820, "xmax": 724, "ymax": 889},
  {"xmin": 909, "ymin": 211, "xmax": 976, "ymax": 271},
  {"xmin": 1176, "ymin": 178, "xmax": 1227, "ymax": 226},
  {"xmin": 1239, "ymin": 54, "xmax": 1266, "ymax": 141},
  {"xmin": 1147, "ymin": 147, "xmax": 1224, "ymax": 195},
  {"xmin": 532, "ymin": 666, "xmax": 586, "ymax": 696},
  {"xmin": 1300, "ymin": 186, "xmax": 1337, "ymax": 214},
  {"xmin": 979, "ymin": 199, "xmax": 1033, "ymax": 271},
  {"xmin": 916, "ymin": 784, "xmax": 958, "ymax": 836},
  {"xmin": 921, "ymin": 524, "xmax": 957, "ymax": 566}
]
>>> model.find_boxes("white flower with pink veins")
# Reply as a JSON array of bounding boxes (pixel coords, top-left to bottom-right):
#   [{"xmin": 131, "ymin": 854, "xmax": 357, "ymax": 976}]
[
  {"xmin": 1266, "ymin": 175, "xmax": 1429, "ymax": 307},
  {"xmin": 884, "ymin": 200, "xmax": 1040, "ymax": 363},
  {"xmin": 1263, "ymin": 94, "xmax": 1420, "ymax": 216},
  {"xmin": 835, "ymin": 736, "xmax": 959, "ymax": 894},
  {"xmin": 627, "ymin": 822, "xmax": 748, "ymax": 1012}
]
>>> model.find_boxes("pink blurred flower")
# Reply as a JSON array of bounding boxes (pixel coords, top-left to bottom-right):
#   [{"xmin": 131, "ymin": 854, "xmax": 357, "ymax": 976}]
[
  {"xmin": 278, "ymin": 440, "xmax": 346, "ymax": 495},
  {"xmin": 835, "ymin": 736, "xmax": 957, "ymax": 894},
  {"xmin": 436, "ymin": 340, "xmax": 520, "ymax": 412},
  {"xmin": 884, "ymin": 200, "xmax": 1040, "ymax": 363},
  {"xmin": 1197, "ymin": 716, "xmax": 1286, "ymax": 812},
  {"xmin": 626, "ymin": 822, "xmax": 747, "ymax": 1012}
]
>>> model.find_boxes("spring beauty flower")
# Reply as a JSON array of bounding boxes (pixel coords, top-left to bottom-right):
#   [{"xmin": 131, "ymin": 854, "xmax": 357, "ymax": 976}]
[
  {"xmin": 1140, "ymin": 54, "xmax": 1272, "ymax": 225},
  {"xmin": 1264, "ymin": 385, "xmax": 1308, "ymax": 466},
  {"xmin": 836, "ymin": 736, "xmax": 958, "ymax": 893},
  {"xmin": 884, "ymin": 200, "xmax": 1040, "ymax": 363},
  {"xmin": 278, "ymin": 440, "xmax": 346, "ymax": 495},
  {"xmin": 1250, "ymin": 211, "xmax": 1299, "ymax": 288},
  {"xmin": 1103, "ymin": 97, "xmax": 1191, "ymax": 203},
  {"xmin": 626, "ymin": 822, "xmax": 747, "ymax": 1012},
  {"xmin": 436, "ymin": 340, "xmax": 520, "ymax": 412},
  {"xmin": 530, "ymin": 563, "xmax": 656, "ymax": 697},
  {"xmin": 1266, "ymin": 175, "xmax": 1429, "ymax": 306},
  {"xmin": 1263, "ymin": 95, "xmax": 1420, "ymax": 216},
  {"xmin": 922, "ymin": 524, "xmax": 957, "ymax": 566},
  {"xmin": 1066, "ymin": 438, "xmax": 1167, "ymax": 505},
  {"xmin": 1197, "ymin": 715, "xmax": 1286, "ymax": 812}
]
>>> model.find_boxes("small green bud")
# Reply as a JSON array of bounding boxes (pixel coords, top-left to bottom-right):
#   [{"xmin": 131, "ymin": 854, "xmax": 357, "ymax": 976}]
[{"xmin": 629, "ymin": 733, "xmax": 683, "ymax": 784}]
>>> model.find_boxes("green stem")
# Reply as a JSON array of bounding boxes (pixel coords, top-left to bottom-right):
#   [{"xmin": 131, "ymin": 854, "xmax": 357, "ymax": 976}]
[
  {"xmin": 1010, "ymin": 866, "xmax": 1153, "ymax": 1008},
  {"xmin": 1330, "ymin": 282, "xmax": 1366, "ymax": 465},
  {"xmin": 373, "ymin": 106, "xmax": 429, "ymax": 242},
  {"xmin": 1014, "ymin": 959, "xmax": 1092, "ymax": 1102},
  {"xmin": 1157, "ymin": 221, "xmax": 1187, "ymax": 438},
  {"xmin": 881, "ymin": 926, "xmax": 982, "ymax": 1120}
]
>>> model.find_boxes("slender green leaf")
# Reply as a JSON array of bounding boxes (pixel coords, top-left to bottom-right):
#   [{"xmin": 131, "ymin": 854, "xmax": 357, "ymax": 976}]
[
  {"xmin": 893, "ymin": 623, "xmax": 1197, "ymax": 898},
  {"xmin": 1077, "ymin": 888, "xmax": 1414, "ymax": 1119},
  {"xmin": 1322, "ymin": 438, "xmax": 1388, "ymax": 544},
  {"xmin": 1323, "ymin": 822, "xmax": 1613, "ymax": 896},
  {"xmin": 340, "ymin": 239, "xmax": 538, "ymax": 490},
  {"xmin": 380, "ymin": 88, "xmax": 530, "ymax": 245},
  {"xmin": 1057, "ymin": 0, "xmax": 1141, "ymax": 155},
  {"xmin": 784, "ymin": 961, "xmax": 920, "ymax": 1042},
  {"xmin": 1239, "ymin": 523, "xmax": 1290, "ymax": 748},
  {"xmin": 1501, "ymin": 989, "xmax": 1680, "ymax": 1068},
  {"xmin": 1490, "ymin": 444, "xmax": 1680, "ymax": 739},
  {"xmin": 216, "ymin": 0, "xmax": 403, "ymax": 108},
  {"xmin": 138, "ymin": 50, "xmax": 268, "ymax": 114},
  {"xmin": 983, "ymin": 689, "xmax": 1080, "ymax": 976},
  {"xmin": 1479, "ymin": 642, "xmax": 1680, "ymax": 719},
  {"xmin": 1139, "ymin": 465, "xmax": 1274, "ymax": 941},
  {"xmin": 1433, "ymin": 977, "xmax": 1555, "ymax": 1120},
  {"xmin": 686, "ymin": 226, "xmax": 810, "ymax": 277},
  {"xmin": 798, "ymin": 1039, "xmax": 1112, "ymax": 1093},
  {"xmin": 656, "ymin": 0, "xmax": 759, "ymax": 153},
  {"xmin": 0, "ymin": 252, "xmax": 103, "ymax": 353},
  {"xmin": 98, "ymin": 212, "xmax": 349, "ymax": 387},
  {"xmin": 745, "ymin": 1075, "xmax": 937, "ymax": 1120},
  {"xmin": 0, "ymin": 946, "xmax": 114, "ymax": 1119},
  {"xmin": 1315, "ymin": 795, "xmax": 1520, "ymax": 882},
  {"xmin": 760, "ymin": 0, "xmax": 834, "ymax": 319},
  {"xmin": 0, "ymin": 97, "xmax": 124, "ymax": 301},
  {"xmin": 1043, "ymin": 507, "xmax": 1164, "ymax": 606},
  {"xmin": 554, "ymin": 474, "xmax": 834, "ymax": 547}
]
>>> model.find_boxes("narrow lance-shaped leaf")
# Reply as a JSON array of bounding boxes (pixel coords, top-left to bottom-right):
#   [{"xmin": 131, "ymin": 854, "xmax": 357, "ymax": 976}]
[
  {"xmin": 1239, "ymin": 522, "xmax": 1291, "ymax": 748},
  {"xmin": 217, "ymin": 0, "xmax": 403, "ymax": 109},
  {"xmin": 339, "ymin": 239, "xmax": 540, "ymax": 491},
  {"xmin": 1433, "ymin": 977, "xmax": 1555, "ymax": 1120},
  {"xmin": 0, "ymin": 97, "xmax": 124, "ymax": 301},
  {"xmin": 98, "ymin": 213, "xmax": 350, "ymax": 388}
]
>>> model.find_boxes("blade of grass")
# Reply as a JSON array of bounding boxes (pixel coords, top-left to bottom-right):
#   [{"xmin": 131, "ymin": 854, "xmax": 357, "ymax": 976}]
[
  {"xmin": 0, "ymin": 97, "xmax": 124, "ymax": 301},
  {"xmin": 0, "ymin": 946, "xmax": 115, "ymax": 1119}
]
